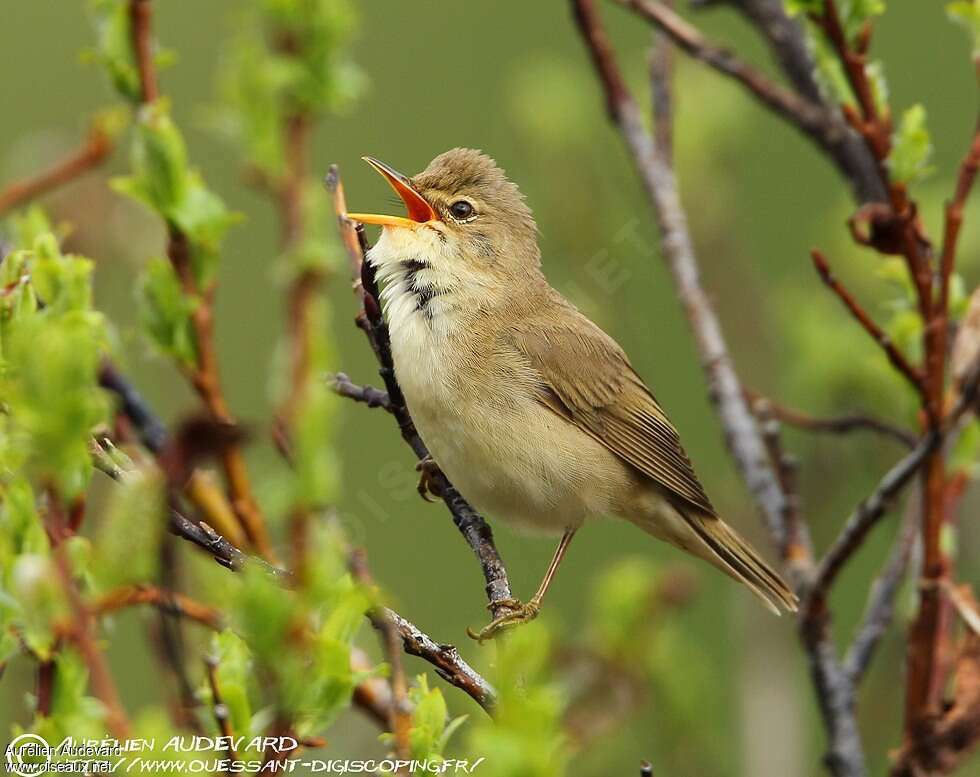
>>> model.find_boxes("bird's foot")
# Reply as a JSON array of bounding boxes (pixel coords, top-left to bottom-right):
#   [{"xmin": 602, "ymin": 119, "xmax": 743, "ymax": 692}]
[
  {"xmin": 415, "ymin": 456, "xmax": 444, "ymax": 503},
  {"xmin": 466, "ymin": 598, "xmax": 540, "ymax": 643}
]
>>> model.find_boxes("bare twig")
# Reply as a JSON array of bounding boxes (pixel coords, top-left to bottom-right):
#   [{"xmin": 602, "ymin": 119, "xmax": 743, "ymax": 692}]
[
  {"xmin": 325, "ymin": 165, "xmax": 515, "ymax": 619},
  {"xmin": 844, "ymin": 506, "xmax": 917, "ymax": 685},
  {"xmin": 751, "ymin": 398, "xmax": 813, "ymax": 581},
  {"xmin": 746, "ymin": 389, "xmax": 917, "ymax": 448},
  {"xmin": 647, "ymin": 9, "xmax": 673, "ymax": 160},
  {"xmin": 129, "ymin": 0, "xmax": 159, "ymax": 103},
  {"xmin": 939, "ymin": 122, "xmax": 980, "ymax": 336},
  {"xmin": 807, "ymin": 433, "xmax": 937, "ymax": 605},
  {"xmin": 0, "ymin": 124, "xmax": 114, "ymax": 215},
  {"xmin": 570, "ymin": 4, "xmax": 870, "ymax": 773},
  {"xmin": 616, "ymin": 0, "xmax": 885, "ymax": 204},
  {"xmin": 385, "ymin": 608, "xmax": 497, "ymax": 714},
  {"xmin": 93, "ymin": 584, "xmax": 224, "ymax": 630},
  {"xmin": 698, "ymin": 0, "xmax": 885, "ymax": 202},
  {"xmin": 331, "ymin": 373, "xmax": 393, "ymax": 413},
  {"xmin": 90, "ymin": 427, "xmax": 496, "ymax": 715},
  {"xmin": 810, "ymin": 249, "xmax": 925, "ymax": 396}
]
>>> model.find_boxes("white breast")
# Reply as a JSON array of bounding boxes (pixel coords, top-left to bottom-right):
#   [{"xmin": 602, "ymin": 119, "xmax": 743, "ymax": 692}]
[{"xmin": 367, "ymin": 229, "xmax": 629, "ymax": 534}]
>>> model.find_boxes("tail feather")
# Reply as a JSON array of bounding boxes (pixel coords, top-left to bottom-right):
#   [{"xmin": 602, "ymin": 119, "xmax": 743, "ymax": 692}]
[{"xmin": 684, "ymin": 512, "xmax": 798, "ymax": 615}]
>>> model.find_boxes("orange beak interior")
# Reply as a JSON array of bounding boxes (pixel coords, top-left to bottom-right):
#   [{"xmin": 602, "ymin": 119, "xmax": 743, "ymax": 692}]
[{"xmin": 347, "ymin": 157, "xmax": 439, "ymax": 228}]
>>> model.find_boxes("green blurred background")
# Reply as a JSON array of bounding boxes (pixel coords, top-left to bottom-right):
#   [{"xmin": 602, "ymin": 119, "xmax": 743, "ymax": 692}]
[{"xmin": 1, "ymin": 2, "xmax": 978, "ymax": 775}]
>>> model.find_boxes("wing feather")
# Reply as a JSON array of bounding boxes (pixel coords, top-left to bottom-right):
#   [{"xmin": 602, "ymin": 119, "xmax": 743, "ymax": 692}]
[{"xmin": 509, "ymin": 305, "xmax": 716, "ymax": 516}]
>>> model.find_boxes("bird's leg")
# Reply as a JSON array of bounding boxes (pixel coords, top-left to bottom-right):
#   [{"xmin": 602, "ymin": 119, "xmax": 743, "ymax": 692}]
[
  {"xmin": 467, "ymin": 527, "xmax": 577, "ymax": 643},
  {"xmin": 415, "ymin": 455, "xmax": 444, "ymax": 503}
]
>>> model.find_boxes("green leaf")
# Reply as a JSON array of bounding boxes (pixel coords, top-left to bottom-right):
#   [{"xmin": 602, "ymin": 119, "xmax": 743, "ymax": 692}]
[
  {"xmin": 113, "ymin": 102, "xmax": 190, "ymax": 216},
  {"xmin": 466, "ymin": 622, "xmax": 567, "ymax": 777},
  {"xmin": 405, "ymin": 675, "xmax": 451, "ymax": 760},
  {"xmin": 84, "ymin": 0, "xmax": 173, "ymax": 102},
  {"xmin": 889, "ymin": 104, "xmax": 934, "ymax": 185},
  {"xmin": 10, "ymin": 554, "xmax": 65, "ymax": 659},
  {"xmin": 841, "ymin": 0, "xmax": 886, "ymax": 32},
  {"xmin": 170, "ymin": 176, "xmax": 242, "ymax": 288},
  {"xmin": 90, "ymin": 469, "xmax": 165, "ymax": 591},
  {"xmin": 209, "ymin": 630, "xmax": 256, "ymax": 737},
  {"xmin": 137, "ymin": 257, "xmax": 199, "ymax": 368},
  {"xmin": 4, "ymin": 308, "xmax": 107, "ymax": 498},
  {"xmin": 85, "ymin": 0, "xmax": 141, "ymax": 101}
]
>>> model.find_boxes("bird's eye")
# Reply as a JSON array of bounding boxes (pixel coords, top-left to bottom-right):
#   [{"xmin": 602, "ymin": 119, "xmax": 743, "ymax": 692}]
[{"xmin": 448, "ymin": 200, "xmax": 475, "ymax": 221}]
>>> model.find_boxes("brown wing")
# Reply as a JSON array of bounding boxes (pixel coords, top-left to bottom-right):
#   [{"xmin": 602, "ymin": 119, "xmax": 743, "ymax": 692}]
[{"xmin": 510, "ymin": 304, "xmax": 716, "ymax": 516}]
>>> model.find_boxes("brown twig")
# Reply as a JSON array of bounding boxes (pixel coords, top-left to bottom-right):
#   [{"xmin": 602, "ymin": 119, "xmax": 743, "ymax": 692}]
[
  {"xmin": 745, "ymin": 388, "xmax": 917, "ymax": 448},
  {"xmin": 616, "ymin": 0, "xmax": 883, "ymax": 202},
  {"xmin": 349, "ymin": 549, "xmax": 413, "ymax": 762},
  {"xmin": 93, "ymin": 584, "xmax": 224, "ymax": 630},
  {"xmin": 810, "ymin": 249, "xmax": 925, "ymax": 396},
  {"xmin": 0, "ymin": 125, "xmax": 114, "ymax": 215},
  {"xmin": 325, "ymin": 165, "xmax": 515, "ymax": 620},
  {"xmin": 570, "ymin": 3, "xmax": 869, "ymax": 773},
  {"xmin": 127, "ymin": 1, "xmax": 275, "ymax": 563},
  {"xmin": 751, "ymin": 398, "xmax": 813, "ymax": 582},
  {"xmin": 48, "ymin": 497, "xmax": 131, "ymax": 739},
  {"xmin": 129, "ymin": 0, "xmax": 159, "ymax": 103},
  {"xmin": 331, "ymin": 373, "xmax": 393, "ymax": 413},
  {"xmin": 939, "ymin": 122, "xmax": 980, "ymax": 338},
  {"xmin": 92, "ymin": 438, "xmax": 496, "ymax": 715},
  {"xmin": 716, "ymin": 0, "xmax": 886, "ymax": 202}
]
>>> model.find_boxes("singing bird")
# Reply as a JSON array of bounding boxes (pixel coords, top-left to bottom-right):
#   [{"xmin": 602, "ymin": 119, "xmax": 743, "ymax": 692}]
[{"xmin": 348, "ymin": 149, "xmax": 797, "ymax": 640}]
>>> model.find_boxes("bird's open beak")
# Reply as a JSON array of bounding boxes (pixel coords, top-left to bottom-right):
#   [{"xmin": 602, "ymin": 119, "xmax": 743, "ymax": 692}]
[{"xmin": 347, "ymin": 156, "xmax": 439, "ymax": 228}]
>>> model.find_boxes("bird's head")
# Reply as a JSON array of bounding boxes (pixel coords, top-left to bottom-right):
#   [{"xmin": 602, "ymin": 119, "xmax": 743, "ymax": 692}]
[{"xmin": 349, "ymin": 149, "xmax": 540, "ymax": 302}]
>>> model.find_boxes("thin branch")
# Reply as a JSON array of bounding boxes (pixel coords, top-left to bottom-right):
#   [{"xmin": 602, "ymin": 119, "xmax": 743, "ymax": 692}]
[
  {"xmin": 844, "ymin": 503, "xmax": 917, "ymax": 685},
  {"xmin": 807, "ymin": 433, "xmax": 937, "ymax": 605},
  {"xmin": 647, "ymin": 13, "xmax": 673, "ymax": 160},
  {"xmin": 98, "ymin": 361, "xmax": 168, "ymax": 453},
  {"xmin": 0, "ymin": 124, "xmax": 114, "ymax": 215},
  {"xmin": 616, "ymin": 0, "xmax": 884, "ymax": 204},
  {"xmin": 810, "ymin": 249, "xmax": 926, "ymax": 396},
  {"xmin": 129, "ymin": 0, "xmax": 159, "ymax": 103},
  {"xmin": 90, "ymin": 430, "xmax": 497, "ymax": 714},
  {"xmin": 385, "ymin": 608, "xmax": 497, "ymax": 714},
  {"xmin": 325, "ymin": 165, "xmax": 515, "ymax": 619},
  {"xmin": 752, "ymin": 397, "xmax": 813, "ymax": 582},
  {"xmin": 351, "ymin": 647, "xmax": 394, "ymax": 728},
  {"xmin": 93, "ymin": 584, "xmax": 224, "ymax": 631},
  {"xmin": 571, "ymin": 0, "xmax": 791, "ymax": 551},
  {"xmin": 746, "ymin": 389, "xmax": 918, "ymax": 448},
  {"xmin": 939, "ymin": 121, "xmax": 980, "ymax": 327},
  {"xmin": 711, "ymin": 0, "xmax": 885, "ymax": 203},
  {"xmin": 570, "ymin": 5, "xmax": 869, "ymax": 773},
  {"xmin": 205, "ymin": 656, "xmax": 239, "ymax": 763},
  {"xmin": 127, "ymin": 1, "xmax": 275, "ymax": 563},
  {"xmin": 331, "ymin": 373, "xmax": 393, "ymax": 413}
]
